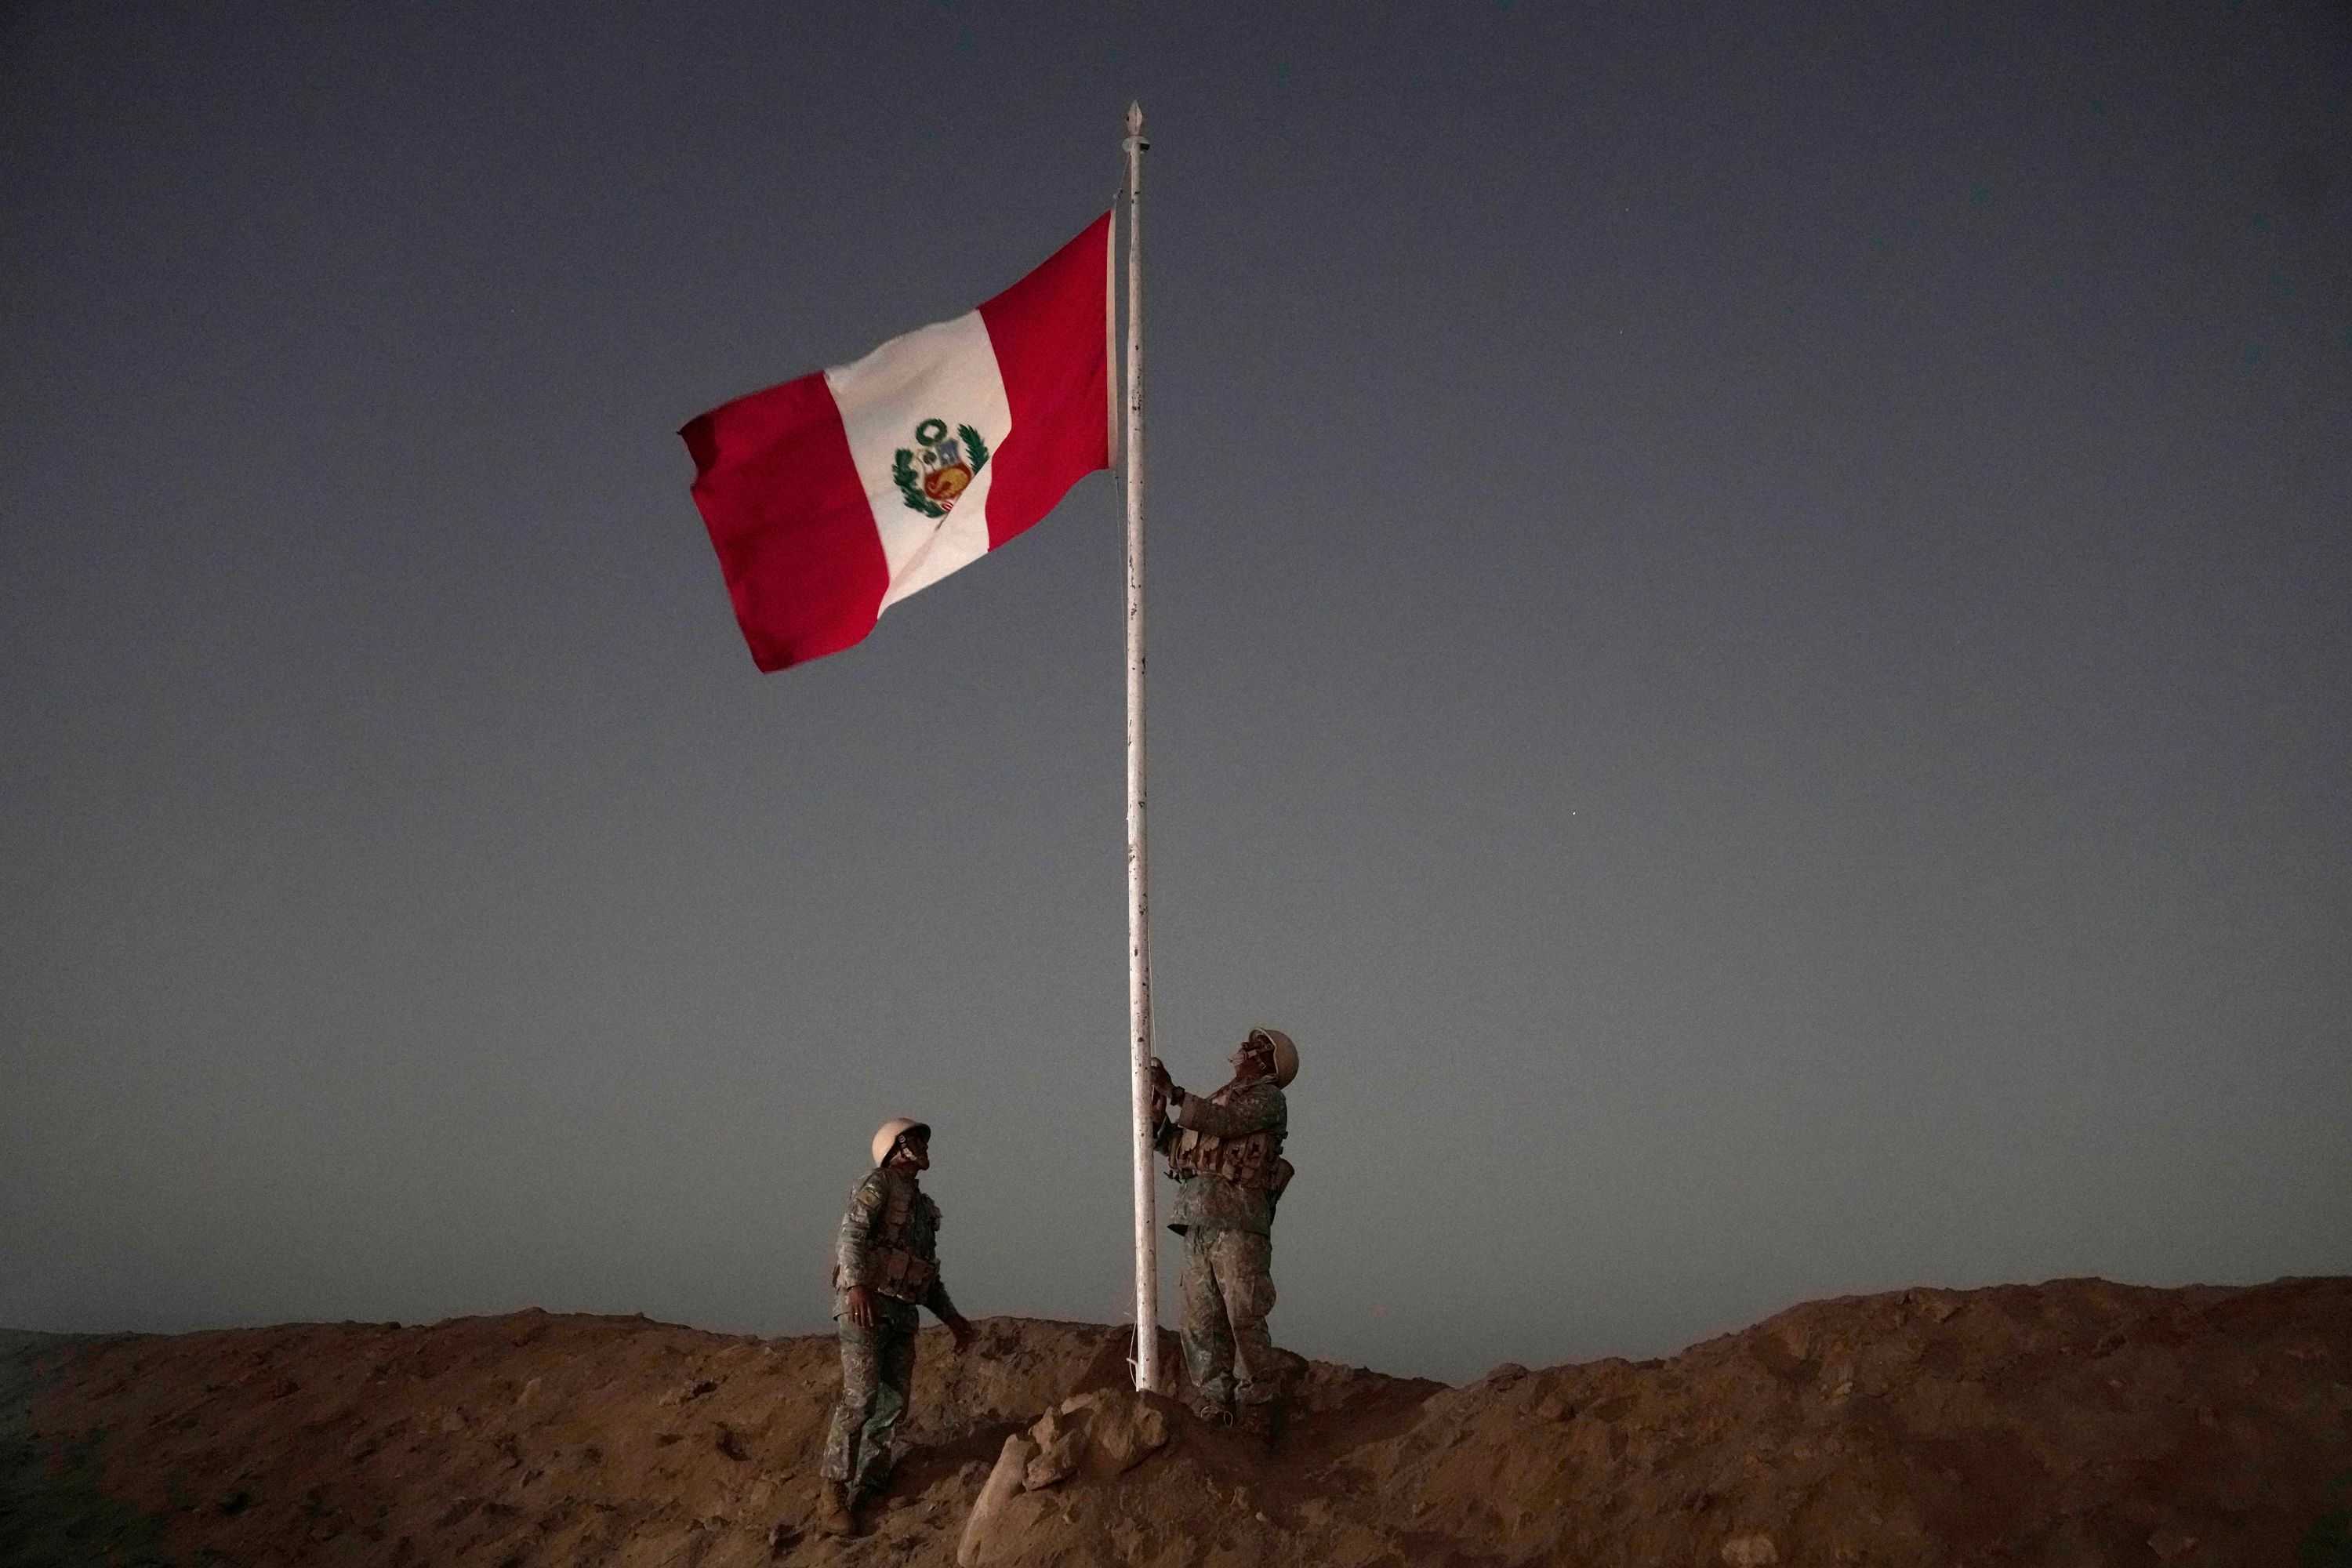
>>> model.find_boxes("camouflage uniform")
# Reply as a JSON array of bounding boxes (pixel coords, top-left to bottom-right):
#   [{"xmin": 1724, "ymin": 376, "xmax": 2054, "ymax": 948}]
[
  {"xmin": 1155, "ymin": 1079, "xmax": 1295, "ymax": 1410},
  {"xmin": 822, "ymin": 1165, "xmax": 957, "ymax": 1495}
]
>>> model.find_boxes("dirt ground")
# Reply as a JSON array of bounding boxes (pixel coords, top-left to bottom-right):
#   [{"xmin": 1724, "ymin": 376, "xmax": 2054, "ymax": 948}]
[{"xmin": 5, "ymin": 1277, "xmax": 2350, "ymax": 1566}]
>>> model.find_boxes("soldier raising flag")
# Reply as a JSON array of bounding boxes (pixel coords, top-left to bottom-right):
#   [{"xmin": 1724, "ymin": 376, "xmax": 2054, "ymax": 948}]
[{"xmin": 1151, "ymin": 1029, "xmax": 1305, "ymax": 1435}]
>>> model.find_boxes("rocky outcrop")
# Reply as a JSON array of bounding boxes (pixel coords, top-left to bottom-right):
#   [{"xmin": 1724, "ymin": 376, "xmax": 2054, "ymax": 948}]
[
  {"xmin": 6, "ymin": 1278, "xmax": 2350, "ymax": 1566},
  {"xmin": 956, "ymin": 1388, "xmax": 1176, "ymax": 1565}
]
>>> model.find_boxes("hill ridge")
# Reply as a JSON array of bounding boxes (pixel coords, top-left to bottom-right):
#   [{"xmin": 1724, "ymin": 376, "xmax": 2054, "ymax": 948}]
[{"xmin": 6, "ymin": 1276, "xmax": 2350, "ymax": 1566}]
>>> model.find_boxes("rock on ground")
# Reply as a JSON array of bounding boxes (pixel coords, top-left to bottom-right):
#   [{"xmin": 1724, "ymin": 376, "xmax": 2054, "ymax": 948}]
[{"xmin": 3, "ymin": 1278, "xmax": 2349, "ymax": 1566}]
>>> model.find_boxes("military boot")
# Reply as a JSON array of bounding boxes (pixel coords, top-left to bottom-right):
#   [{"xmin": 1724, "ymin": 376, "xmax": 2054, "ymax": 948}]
[{"xmin": 815, "ymin": 1479, "xmax": 856, "ymax": 1537}]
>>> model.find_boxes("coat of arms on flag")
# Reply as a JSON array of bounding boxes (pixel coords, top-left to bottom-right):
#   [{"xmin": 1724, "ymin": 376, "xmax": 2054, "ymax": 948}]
[{"xmin": 892, "ymin": 419, "xmax": 991, "ymax": 519}]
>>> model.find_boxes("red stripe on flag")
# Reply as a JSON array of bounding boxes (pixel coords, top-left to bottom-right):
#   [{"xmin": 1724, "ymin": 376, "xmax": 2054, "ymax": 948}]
[
  {"xmin": 978, "ymin": 211, "xmax": 1114, "ymax": 550},
  {"xmin": 681, "ymin": 372, "xmax": 886, "ymax": 672}
]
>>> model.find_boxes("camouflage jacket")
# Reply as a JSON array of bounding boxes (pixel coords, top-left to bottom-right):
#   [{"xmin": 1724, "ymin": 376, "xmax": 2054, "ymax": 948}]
[
  {"xmin": 1155, "ymin": 1079, "xmax": 1288, "ymax": 1237},
  {"xmin": 833, "ymin": 1166, "xmax": 958, "ymax": 1332}
]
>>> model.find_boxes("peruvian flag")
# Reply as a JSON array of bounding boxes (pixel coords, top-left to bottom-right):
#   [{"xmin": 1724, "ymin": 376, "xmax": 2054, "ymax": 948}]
[{"xmin": 681, "ymin": 213, "xmax": 1113, "ymax": 671}]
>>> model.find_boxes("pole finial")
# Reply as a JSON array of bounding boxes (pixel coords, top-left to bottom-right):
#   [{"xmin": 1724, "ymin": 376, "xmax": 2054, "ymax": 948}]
[{"xmin": 1125, "ymin": 100, "xmax": 1144, "ymax": 136}]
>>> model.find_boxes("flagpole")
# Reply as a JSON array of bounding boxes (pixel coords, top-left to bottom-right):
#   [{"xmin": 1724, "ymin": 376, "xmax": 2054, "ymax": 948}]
[{"xmin": 1121, "ymin": 100, "xmax": 1163, "ymax": 1396}]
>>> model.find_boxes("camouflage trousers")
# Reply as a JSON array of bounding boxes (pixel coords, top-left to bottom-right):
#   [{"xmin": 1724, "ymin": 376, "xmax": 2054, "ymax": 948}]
[
  {"xmin": 822, "ymin": 1317, "xmax": 916, "ymax": 1492},
  {"xmin": 1178, "ymin": 1227, "xmax": 1293, "ymax": 1409}
]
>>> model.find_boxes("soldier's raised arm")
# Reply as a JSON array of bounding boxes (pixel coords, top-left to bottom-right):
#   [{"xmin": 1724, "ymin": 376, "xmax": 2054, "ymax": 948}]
[
  {"xmin": 1173, "ymin": 1080, "xmax": 1284, "ymax": 1138},
  {"xmin": 1149, "ymin": 1058, "xmax": 1182, "ymax": 1149}
]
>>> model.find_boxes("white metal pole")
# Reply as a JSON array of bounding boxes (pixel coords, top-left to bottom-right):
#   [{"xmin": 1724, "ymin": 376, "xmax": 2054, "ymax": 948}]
[{"xmin": 1121, "ymin": 100, "xmax": 1163, "ymax": 1396}]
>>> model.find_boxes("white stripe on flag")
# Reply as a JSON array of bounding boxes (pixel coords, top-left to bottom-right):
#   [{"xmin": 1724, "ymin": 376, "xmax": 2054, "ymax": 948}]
[{"xmin": 823, "ymin": 310, "xmax": 1014, "ymax": 614}]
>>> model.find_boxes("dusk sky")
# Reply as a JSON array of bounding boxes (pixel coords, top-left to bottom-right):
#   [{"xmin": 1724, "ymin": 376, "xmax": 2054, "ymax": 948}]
[{"xmin": 4, "ymin": 2, "xmax": 2347, "ymax": 1384}]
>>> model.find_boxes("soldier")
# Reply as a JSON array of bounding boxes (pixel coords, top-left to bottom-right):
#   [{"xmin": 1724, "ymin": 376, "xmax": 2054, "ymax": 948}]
[
  {"xmin": 817, "ymin": 1117, "xmax": 974, "ymax": 1537},
  {"xmin": 1149, "ymin": 1028, "xmax": 1302, "ymax": 1435}
]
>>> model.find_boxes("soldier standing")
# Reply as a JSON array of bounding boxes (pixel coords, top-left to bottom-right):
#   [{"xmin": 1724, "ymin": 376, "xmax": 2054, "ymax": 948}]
[
  {"xmin": 818, "ymin": 1117, "xmax": 973, "ymax": 1537},
  {"xmin": 1149, "ymin": 1028, "xmax": 1302, "ymax": 1434}
]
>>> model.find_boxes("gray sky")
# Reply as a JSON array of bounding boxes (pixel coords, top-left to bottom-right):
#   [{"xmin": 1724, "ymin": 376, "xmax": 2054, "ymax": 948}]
[{"xmin": 3, "ymin": 2, "xmax": 2347, "ymax": 1384}]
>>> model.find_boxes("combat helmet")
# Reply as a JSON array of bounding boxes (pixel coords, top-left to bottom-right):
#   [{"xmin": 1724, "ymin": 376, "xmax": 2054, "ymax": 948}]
[
  {"xmin": 1248, "ymin": 1028, "xmax": 1300, "ymax": 1087},
  {"xmin": 869, "ymin": 1116, "xmax": 931, "ymax": 1167}
]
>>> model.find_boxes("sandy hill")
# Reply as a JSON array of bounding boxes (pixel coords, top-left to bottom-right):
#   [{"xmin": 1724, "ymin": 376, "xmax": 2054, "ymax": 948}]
[{"xmin": 5, "ymin": 1277, "xmax": 2350, "ymax": 1566}]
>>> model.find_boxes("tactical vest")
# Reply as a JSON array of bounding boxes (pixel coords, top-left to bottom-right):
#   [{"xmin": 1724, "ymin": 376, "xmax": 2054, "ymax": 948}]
[
  {"xmin": 868, "ymin": 1178, "xmax": 938, "ymax": 1302},
  {"xmin": 1165, "ymin": 1097, "xmax": 1293, "ymax": 1200}
]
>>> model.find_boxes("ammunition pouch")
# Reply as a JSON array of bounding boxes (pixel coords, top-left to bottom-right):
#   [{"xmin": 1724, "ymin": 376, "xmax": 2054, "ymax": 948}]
[
  {"xmin": 871, "ymin": 1245, "xmax": 937, "ymax": 1303},
  {"xmin": 1167, "ymin": 1127, "xmax": 1287, "ymax": 1192},
  {"xmin": 835, "ymin": 1173, "xmax": 941, "ymax": 1304}
]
